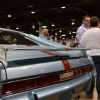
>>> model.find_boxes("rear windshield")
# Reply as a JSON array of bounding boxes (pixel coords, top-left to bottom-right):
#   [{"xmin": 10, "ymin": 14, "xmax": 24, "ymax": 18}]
[{"xmin": 0, "ymin": 31, "xmax": 37, "ymax": 45}]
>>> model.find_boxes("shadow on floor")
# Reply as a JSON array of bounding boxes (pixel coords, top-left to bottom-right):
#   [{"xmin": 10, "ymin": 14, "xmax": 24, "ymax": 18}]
[{"xmin": 80, "ymin": 87, "xmax": 97, "ymax": 100}]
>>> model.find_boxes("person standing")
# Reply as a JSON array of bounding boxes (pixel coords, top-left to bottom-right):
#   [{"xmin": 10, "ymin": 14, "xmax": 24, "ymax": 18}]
[
  {"xmin": 77, "ymin": 15, "xmax": 95, "ymax": 99},
  {"xmin": 62, "ymin": 40, "xmax": 66, "ymax": 45},
  {"xmin": 80, "ymin": 16, "xmax": 100, "ymax": 100},
  {"xmin": 39, "ymin": 29, "xmax": 50, "ymax": 40},
  {"xmin": 76, "ymin": 15, "xmax": 90, "ymax": 48}
]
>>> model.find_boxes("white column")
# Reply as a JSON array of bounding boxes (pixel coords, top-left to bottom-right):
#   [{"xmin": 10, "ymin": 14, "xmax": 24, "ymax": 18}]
[{"xmin": 38, "ymin": 22, "xmax": 42, "ymax": 36}]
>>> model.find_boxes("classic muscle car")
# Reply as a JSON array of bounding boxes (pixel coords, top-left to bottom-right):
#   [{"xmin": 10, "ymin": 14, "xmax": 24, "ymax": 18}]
[{"xmin": 0, "ymin": 28, "xmax": 96, "ymax": 100}]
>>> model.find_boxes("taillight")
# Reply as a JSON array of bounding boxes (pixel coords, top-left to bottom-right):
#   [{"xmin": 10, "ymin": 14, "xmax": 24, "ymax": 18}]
[
  {"xmin": 75, "ymin": 68, "xmax": 81, "ymax": 76},
  {"xmin": 2, "ymin": 74, "xmax": 59, "ymax": 96},
  {"xmin": 75, "ymin": 67, "xmax": 86, "ymax": 76},
  {"xmin": 2, "ymin": 78, "xmax": 35, "ymax": 96},
  {"xmin": 35, "ymin": 74, "xmax": 59, "ymax": 87},
  {"xmin": 2, "ymin": 65, "xmax": 94, "ymax": 96},
  {"xmin": 80, "ymin": 67, "xmax": 86, "ymax": 74},
  {"xmin": 86, "ymin": 65, "xmax": 94, "ymax": 72}
]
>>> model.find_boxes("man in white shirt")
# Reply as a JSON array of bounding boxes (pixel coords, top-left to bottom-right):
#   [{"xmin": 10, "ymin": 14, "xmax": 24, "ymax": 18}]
[{"xmin": 80, "ymin": 16, "xmax": 100, "ymax": 100}]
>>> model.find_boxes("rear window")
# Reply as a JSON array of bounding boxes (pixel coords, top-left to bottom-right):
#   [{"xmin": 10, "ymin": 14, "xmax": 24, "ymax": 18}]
[{"xmin": 0, "ymin": 31, "xmax": 37, "ymax": 45}]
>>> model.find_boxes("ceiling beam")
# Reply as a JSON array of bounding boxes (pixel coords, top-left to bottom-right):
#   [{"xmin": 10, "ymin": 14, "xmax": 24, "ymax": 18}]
[{"xmin": 71, "ymin": 5, "xmax": 88, "ymax": 13}]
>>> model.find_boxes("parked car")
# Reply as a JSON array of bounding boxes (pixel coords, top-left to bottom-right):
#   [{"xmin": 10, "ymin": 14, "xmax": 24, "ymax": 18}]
[{"xmin": 0, "ymin": 28, "xmax": 96, "ymax": 100}]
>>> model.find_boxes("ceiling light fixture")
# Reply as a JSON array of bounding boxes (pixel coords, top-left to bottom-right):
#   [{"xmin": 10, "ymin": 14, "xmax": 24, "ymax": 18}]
[
  {"xmin": 8, "ymin": 15, "xmax": 11, "ymax": 17},
  {"xmin": 16, "ymin": 25, "xmax": 19, "ymax": 30},
  {"xmin": 59, "ymin": 30, "xmax": 62, "ymax": 33},
  {"xmin": 71, "ymin": 22, "xmax": 75, "ymax": 25},
  {"xmin": 16, "ymin": 27, "xmax": 19, "ymax": 30},
  {"xmin": 32, "ymin": 25, "xmax": 35, "ymax": 28},
  {"xmin": 69, "ymin": 32, "xmax": 71, "ymax": 34},
  {"xmin": 31, "ymin": 11, "xmax": 35, "ymax": 14},
  {"xmin": 71, "ymin": 19, "xmax": 75, "ymax": 25},
  {"xmin": 62, "ymin": 34, "xmax": 66, "ymax": 36},
  {"xmin": 72, "ymin": 32, "xmax": 76, "ymax": 34},
  {"xmin": 55, "ymin": 33, "xmax": 57, "ymax": 35},
  {"xmin": 71, "ymin": 36, "xmax": 73, "ymax": 37},
  {"xmin": 52, "ymin": 23, "xmax": 55, "ymax": 26},
  {"xmin": 63, "ymin": 38, "xmax": 65, "ymax": 39},
  {"xmin": 42, "ymin": 26, "xmax": 47, "ymax": 28},
  {"xmin": 61, "ymin": 6, "xmax": 66, "ymax": 9}
]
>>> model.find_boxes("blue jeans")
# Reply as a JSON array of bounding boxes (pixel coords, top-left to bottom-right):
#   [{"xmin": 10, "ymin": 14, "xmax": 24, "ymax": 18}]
[
  {"xmin": 86, "ymin": 56, "xmax": 100, "ymax": 98},
  {"xmin": 91, "ymin": 56, "xmax": 100, "ymax": 98}
]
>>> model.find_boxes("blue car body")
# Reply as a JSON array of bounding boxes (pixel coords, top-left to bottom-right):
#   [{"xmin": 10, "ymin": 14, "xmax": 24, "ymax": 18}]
[{"xmin": 0, "ymin": 28, "xmax": 96, "ymax": 100}]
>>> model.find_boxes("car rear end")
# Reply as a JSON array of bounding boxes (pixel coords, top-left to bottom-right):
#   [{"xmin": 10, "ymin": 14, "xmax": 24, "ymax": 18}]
[{"xmin": 0, "ymin": 47, "xmax": 96, "ymax": 100}]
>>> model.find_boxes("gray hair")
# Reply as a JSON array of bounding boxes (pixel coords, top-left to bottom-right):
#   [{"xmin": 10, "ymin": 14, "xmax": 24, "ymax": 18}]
[{"xmin": 42, "ymin": 29, "xmax": 48, "ymax": 33}]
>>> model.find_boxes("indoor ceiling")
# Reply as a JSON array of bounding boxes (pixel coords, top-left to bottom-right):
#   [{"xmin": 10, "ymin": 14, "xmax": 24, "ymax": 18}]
[{"xmin": 0, "ymin": 0, "xmax": 100, "ymax": 39}]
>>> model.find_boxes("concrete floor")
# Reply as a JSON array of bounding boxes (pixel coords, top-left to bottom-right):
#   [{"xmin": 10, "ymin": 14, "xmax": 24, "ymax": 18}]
[{"xmin": 80, "ymin": 87, "xmax": 97, "ymax": 100}]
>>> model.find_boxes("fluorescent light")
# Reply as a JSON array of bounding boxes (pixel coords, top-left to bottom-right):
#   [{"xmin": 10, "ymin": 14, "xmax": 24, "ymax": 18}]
[
  {"xmin": 71, "ymin": 36, "xmax": 73, "ymax": 37},
  {"xmin": 62, "ymin": 34, "xmax": 66, "ymax": 36},
  {"xmin": 42, "ymin": 26, "xmax": 47, "ymax": 28},
  {"xmin": 72, "ymin": 32, "xmax": 76, "ymax": 33},
  {"xmin": 63, "ymin": 38, "xmax": 65, "ymax": 39},
  {"xmin": 61, "ymin": 6, "xmax": 66, "ymax": 9},
  {"xmin": 31, "ymin": 11, "xmax": 35, "ymax": 14}
]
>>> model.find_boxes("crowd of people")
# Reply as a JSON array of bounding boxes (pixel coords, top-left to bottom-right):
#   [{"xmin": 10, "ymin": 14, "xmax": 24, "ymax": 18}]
[
  {"xmin": 39, "ymin": 15, "xmax": 100, "ymax": 100},
  {"xmin": 77, "ymin": 15, "xmax": 100, "ymax": 100}
]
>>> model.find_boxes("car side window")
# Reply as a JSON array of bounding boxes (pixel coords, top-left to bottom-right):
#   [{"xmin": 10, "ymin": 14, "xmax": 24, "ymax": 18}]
[{"xmin": 0, "ymin": 31, "xmax": 38, "ymax": 45}]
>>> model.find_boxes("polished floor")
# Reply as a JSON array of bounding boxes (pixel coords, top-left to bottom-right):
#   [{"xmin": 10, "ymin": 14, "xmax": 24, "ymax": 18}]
[{"xmin": 80, "ymin": 87, "xmax": 97, "ymax": 100}]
